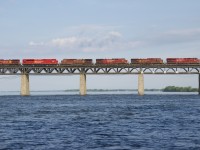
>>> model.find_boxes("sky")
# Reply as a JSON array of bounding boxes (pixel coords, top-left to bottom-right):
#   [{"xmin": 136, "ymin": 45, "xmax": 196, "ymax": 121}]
[{"xmin": 0, "ymin": 0, "xmax": 200, "ymax": 91}]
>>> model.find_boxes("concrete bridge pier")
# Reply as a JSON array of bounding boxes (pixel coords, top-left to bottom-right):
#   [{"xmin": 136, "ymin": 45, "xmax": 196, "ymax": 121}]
[
  {"xmin": 21, "ymin": 74, "xmax": 30, "ymax": 96},
  {"xmin": 80, "ymin": 73, "xmax": 87, "ymax": 96},
  {"xmin": 199, "ymin": 74, "xmax": 200, "ymax": 95},
  {"xmin": 138, "ymin": 73, "xmax": 144, "ymax": 96}
]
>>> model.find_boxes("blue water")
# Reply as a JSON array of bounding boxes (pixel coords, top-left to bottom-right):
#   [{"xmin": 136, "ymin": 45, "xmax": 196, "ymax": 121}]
[{"xmin": 0, "ymin": 94, "xmax": 200, "ymax": 150}]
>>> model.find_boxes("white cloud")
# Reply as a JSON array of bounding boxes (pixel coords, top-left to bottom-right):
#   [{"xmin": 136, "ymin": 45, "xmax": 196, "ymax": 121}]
[
  {"xmin": 108, "ymin": 31, "xmax": 122, "ymax": 37},
  {"xmin": 28, "ymin": 25, "xmax": 139, "ymax": 53},
  {"xmin": 29, "ymin": 30, "xmax": 128, "ymax": 52},
  {"xmin": 51, "ymin": 37, "xmax": 78, "ymax": 47},
  {"xmin": 27, "ymin": 26, "xmax": 200, "ymax": 58},
  {"xmin": 29, "ymin": 41, "xmax": 45, "ymax": 46}
]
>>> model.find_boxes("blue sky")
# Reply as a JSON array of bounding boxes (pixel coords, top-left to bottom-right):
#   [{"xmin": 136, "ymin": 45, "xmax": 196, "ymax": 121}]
[{"xmin": 0, "ymin": 0, "xmax": 200, "ymax": 91}]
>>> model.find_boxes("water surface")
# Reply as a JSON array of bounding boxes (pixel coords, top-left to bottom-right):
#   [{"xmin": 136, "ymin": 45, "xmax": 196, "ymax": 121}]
[{"xmin": 0, "ymin": 94, "xmax": 200, "ymax": 149}]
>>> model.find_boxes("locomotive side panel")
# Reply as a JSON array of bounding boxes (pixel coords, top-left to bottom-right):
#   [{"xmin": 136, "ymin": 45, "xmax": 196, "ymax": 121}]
[
  {"xmin": 0, "ymin": 59, "xmax": 20, "ymax": 65},
  {"xmin": 131, "ymin": 58, "xmax": 163, "ymax": 64},
  {"xmin": 23, "ymin": 59, "xmax": 58, "ymax": 65},
  {"xmin": 167, "ymin": 58, "xmax": 199, "ymax": 64},
  {"xmin": 96, "ymin": 58, "xmax": 128, "ymax": 64},
  {"xmin": 61, "ymin": 59, "xmax": 93, "ymax": 65}
]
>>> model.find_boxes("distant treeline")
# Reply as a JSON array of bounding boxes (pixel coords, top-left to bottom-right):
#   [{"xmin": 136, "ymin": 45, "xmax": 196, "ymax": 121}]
[
  {"xmin": 64, "ymin": 87, "xmax": 199, "ymax": 92},
  {"xmin": 162, "ymin": 86, "xmax": 198, "ymax": 92}
]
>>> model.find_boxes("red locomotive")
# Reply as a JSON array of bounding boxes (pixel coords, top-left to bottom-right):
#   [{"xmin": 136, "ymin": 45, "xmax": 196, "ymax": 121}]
[
  {"xmin": 61, "ymin": 59, "xmax": 93, "ymax": 65},
  {"xmin": 0, "ymin": 59, "xmax": 20, "ymax": 65},
  {"xmin": 131, "ymin": 58, "xmax": 163, "ymax": 64},
  {"xmin": 22, "ymin": 59, "xmax": 58, "ymax": 65},
  {"xmin": 166, "ymin": 58, "xmax": 200, "ymax": 64},
  {"xmin": 96, "ymin": 58, "xmax": 128, "ymax": 65}
]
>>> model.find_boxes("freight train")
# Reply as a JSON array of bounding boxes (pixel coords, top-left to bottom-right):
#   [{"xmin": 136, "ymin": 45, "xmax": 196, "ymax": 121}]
[{"xmin": 0, "ymin": 58, "xmax": 199, "ymax": 65}]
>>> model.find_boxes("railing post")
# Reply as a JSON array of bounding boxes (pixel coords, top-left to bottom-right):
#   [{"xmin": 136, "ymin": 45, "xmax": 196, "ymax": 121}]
[
  {"xmin": 21, "ymin": 74, "xmax": 30, "ymax": 96},
  {"xmin": 138, "ymin": 73, "xmax": 144, "ymax": 96},
  {"xmin": 80, "ymin": 73, "xmax": 87, "ymax": 96}
]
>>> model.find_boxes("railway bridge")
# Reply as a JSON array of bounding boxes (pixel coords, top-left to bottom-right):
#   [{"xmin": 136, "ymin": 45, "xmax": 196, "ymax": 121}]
[{"xmin": 0, "ymin": 64, "xmax": 200, "ymax": 96}]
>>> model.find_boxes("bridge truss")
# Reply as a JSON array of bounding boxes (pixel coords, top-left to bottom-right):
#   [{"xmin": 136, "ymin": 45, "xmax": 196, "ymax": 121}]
[{"xmin": 0, "ymin": 64, "xmax": 199, "ymax": 75}]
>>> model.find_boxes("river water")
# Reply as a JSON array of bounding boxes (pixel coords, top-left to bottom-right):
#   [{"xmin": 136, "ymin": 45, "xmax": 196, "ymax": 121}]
[{"xmin": 0, "ymin": 94, "xmax": 200, "ymax": 149}]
